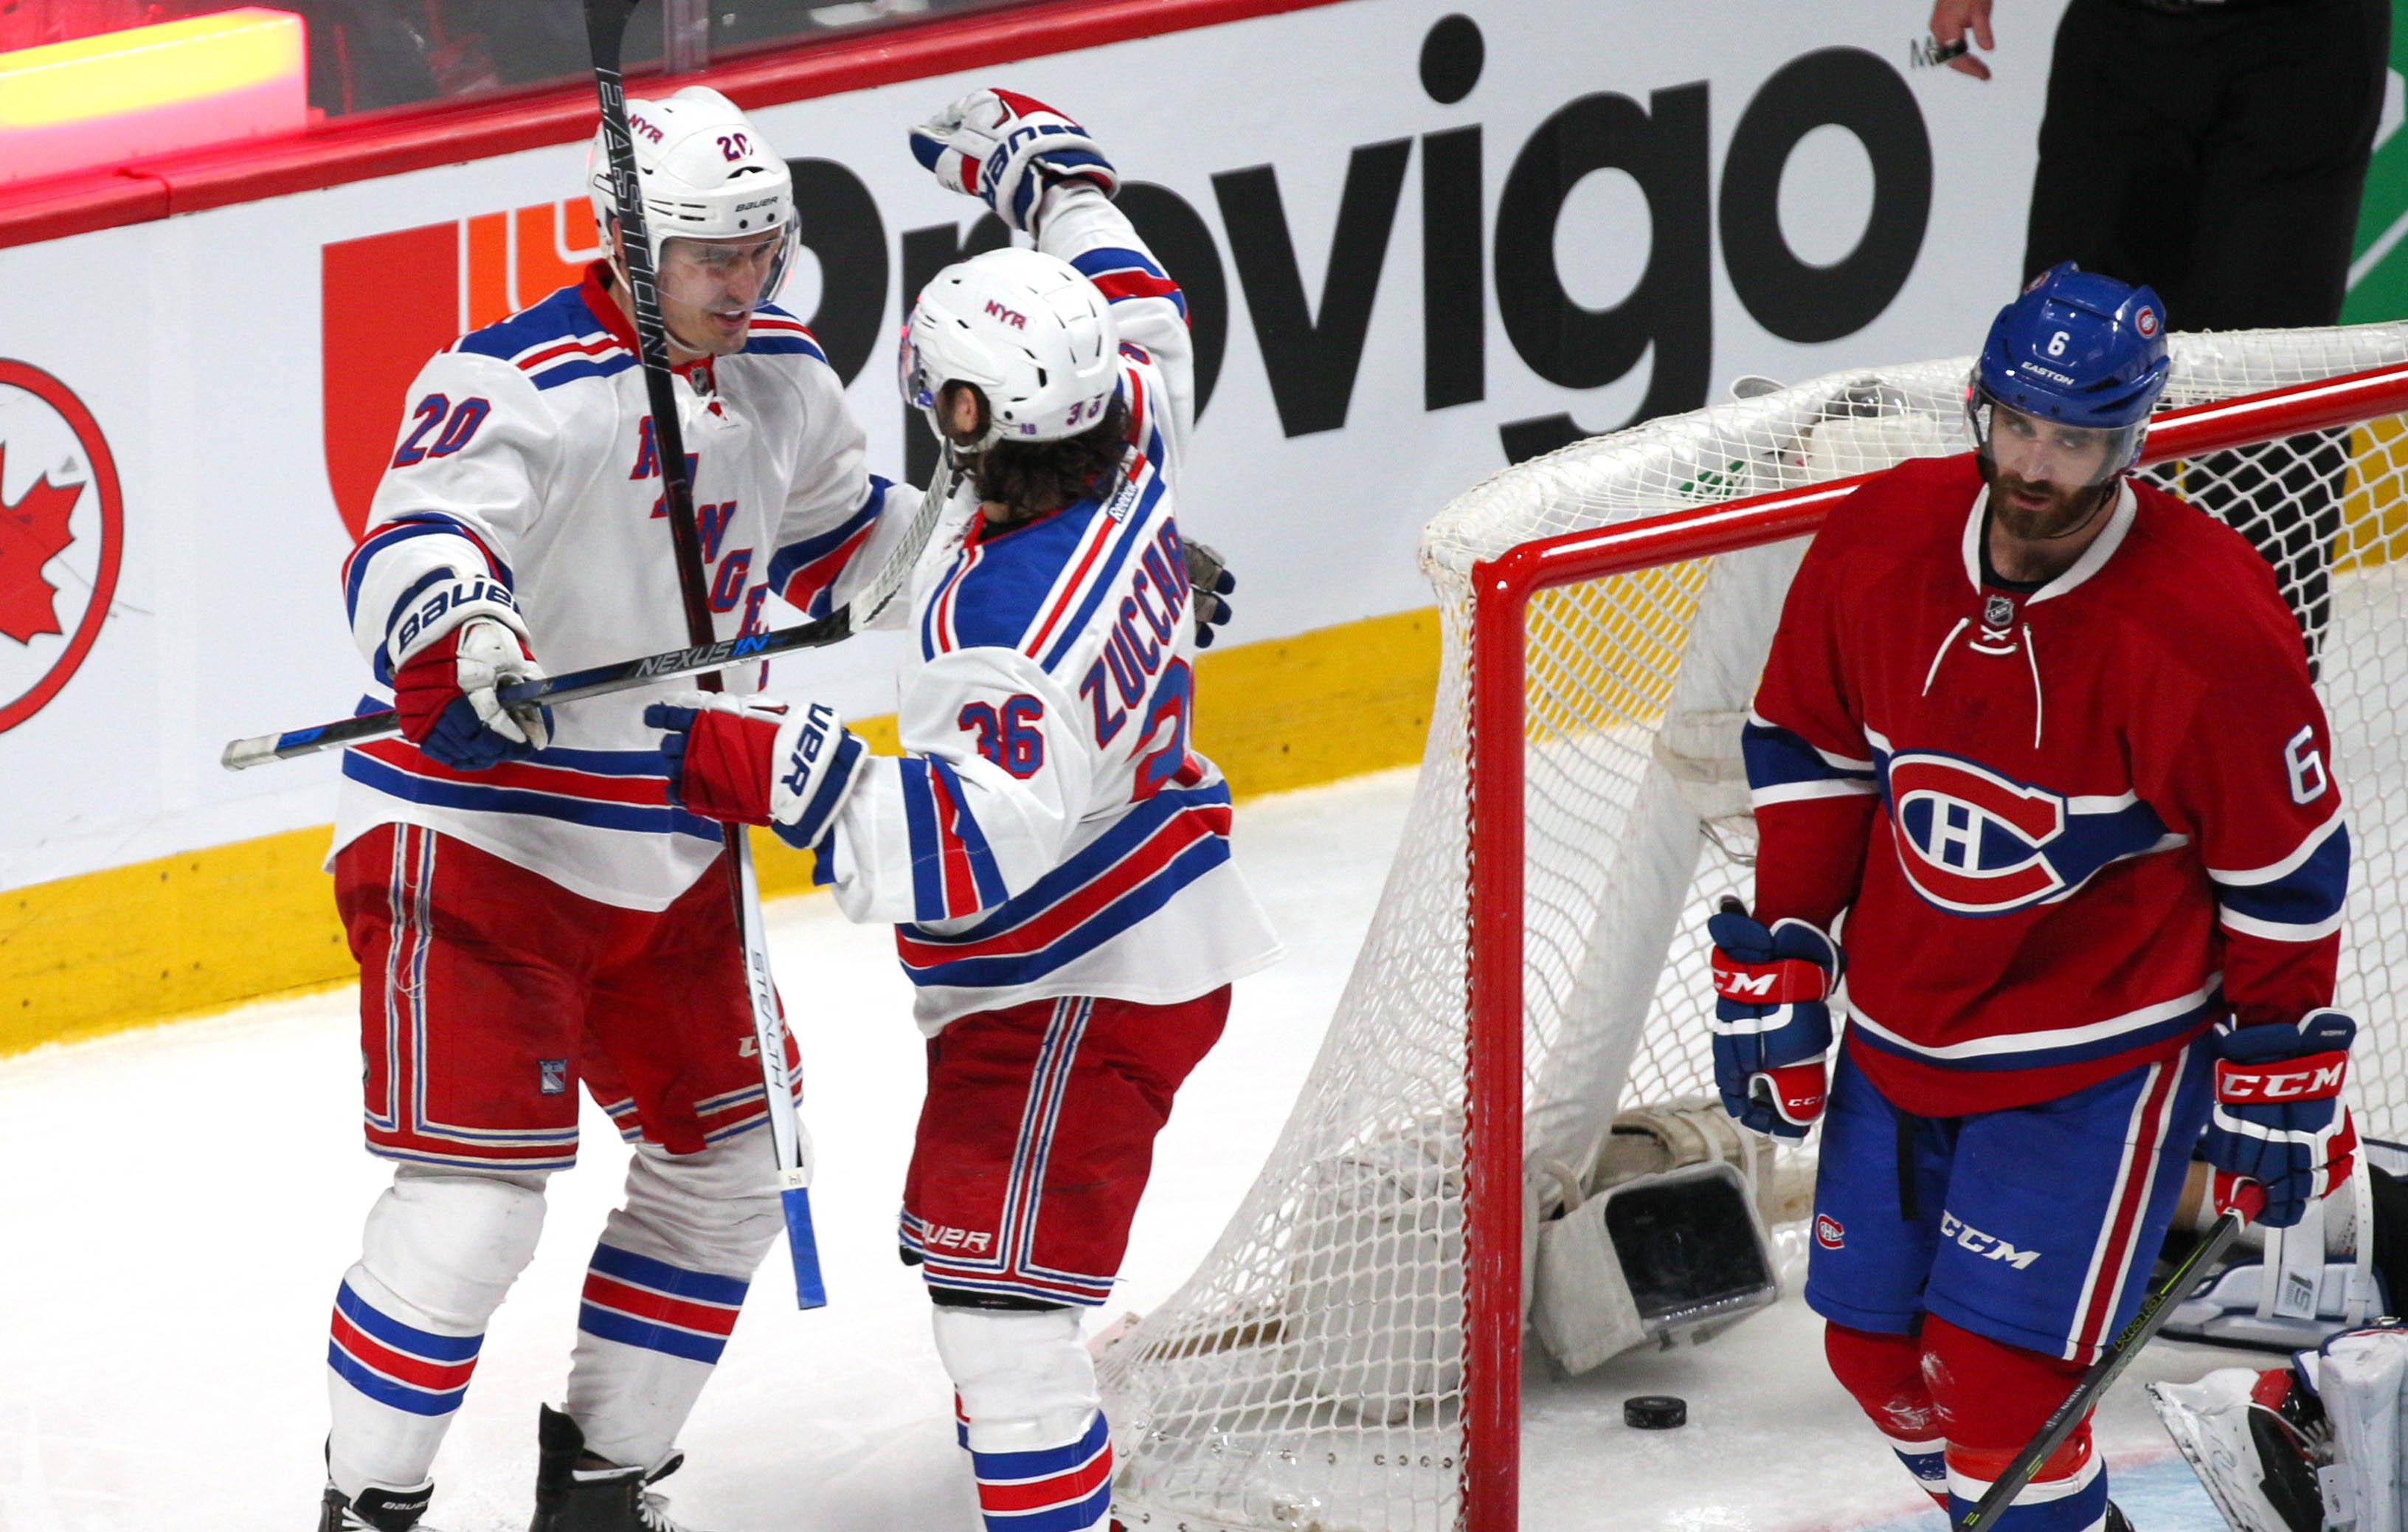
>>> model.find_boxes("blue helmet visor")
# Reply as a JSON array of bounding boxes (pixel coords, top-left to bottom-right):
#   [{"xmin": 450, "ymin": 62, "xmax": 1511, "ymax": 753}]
[{"xmin": 1965, "ymin": 382, "xmax": 2145, "ymax": 491}]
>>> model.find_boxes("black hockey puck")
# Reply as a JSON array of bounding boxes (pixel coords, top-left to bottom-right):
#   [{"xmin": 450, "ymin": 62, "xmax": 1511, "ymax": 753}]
[{"xmin": 1624, "ymin": 1395, "xmax": 1687, "ymax": 1429}]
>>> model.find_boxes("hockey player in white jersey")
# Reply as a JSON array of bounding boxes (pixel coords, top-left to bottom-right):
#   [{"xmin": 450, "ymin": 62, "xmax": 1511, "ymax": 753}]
[
  {"xmin": 649, "ymin": 90, "xmax": 1283, "ymax": 1532},
  {"xmin": 317, "ymin": 86, "xmax": 921, "ymax": 1532}
]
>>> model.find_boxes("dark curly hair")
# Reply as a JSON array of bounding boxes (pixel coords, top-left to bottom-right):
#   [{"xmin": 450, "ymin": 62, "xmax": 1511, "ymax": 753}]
[{"xmin": 972, "ymin": 396, "xmax": 1132, "ymax": 522}]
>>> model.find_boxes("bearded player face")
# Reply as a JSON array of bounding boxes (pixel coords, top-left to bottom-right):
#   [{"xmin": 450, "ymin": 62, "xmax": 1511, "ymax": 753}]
[{"xmin": 1982, "ymin": 401, "xmax": 2120, "ymax": 540}]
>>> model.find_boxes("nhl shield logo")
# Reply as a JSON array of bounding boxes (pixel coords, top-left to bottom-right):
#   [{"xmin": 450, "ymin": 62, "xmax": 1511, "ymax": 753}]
[
  {"xmin": 1983, "ymin": 594, "xmax": 2015, "ymax": 630},
  {"xmin": 0, "ymin": 360, "xmax": 124, "ymax": 735}
]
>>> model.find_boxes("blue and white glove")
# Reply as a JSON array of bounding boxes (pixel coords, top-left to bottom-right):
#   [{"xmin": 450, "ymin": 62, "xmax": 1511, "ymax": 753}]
[
  {"xmin": 2201, "ymin": 1011, "xmax": 2361, "ymax": 1229},
  {"xmin": 388, "ymin": 575, "xmax": 550, "ymax": 771},
  {"xmin": 646, "ymin": 691, "xmax": 865, "ymax": 852},
  {"xmin": 908, "ymin": 88, "xmax": 1118, "ymax": 233},
  {"xmin": 1706, "ymin": 900, "xmax": 1838, "ymax": 1139},
  {"xmin": 1183, "ymin": 537, "xmax": 1236, "ymax": 648}
]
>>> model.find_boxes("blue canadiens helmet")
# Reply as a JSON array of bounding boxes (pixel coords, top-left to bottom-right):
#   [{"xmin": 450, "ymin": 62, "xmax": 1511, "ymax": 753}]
[{"xmin": 1972, "ymin": 264, "xmax": 2170, "ymax": 463}]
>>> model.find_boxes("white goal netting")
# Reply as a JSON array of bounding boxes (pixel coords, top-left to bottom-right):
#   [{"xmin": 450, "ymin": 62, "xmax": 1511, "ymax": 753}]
[{"xmin": 1100, "ymin": 325, "xmax": 2408, "ymax": 1532}]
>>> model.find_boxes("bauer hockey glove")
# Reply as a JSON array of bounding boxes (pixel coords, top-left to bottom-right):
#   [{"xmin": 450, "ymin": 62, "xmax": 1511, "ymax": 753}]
[
  {"xmin": 2201, "ymin": 1011, "xmax": 2361, "ymax": 1229},
  {"xmin": 647, "ymin": 691, "xmax": 866, "ymax": 852},
  {"xmin": 1706, "ymin": 900, "xmax": 1838, "ymax": 1139},
  {"xmin": 1183, "ymin": 537, "xmax": 1237, "ymax": 648},
  {"xmin": 908, "ymin": 88, "xmax": 1118, "ymax": 233},
  {"xmin": 392, "ymin": 615, "xmax": 551, "ymax": 771}
]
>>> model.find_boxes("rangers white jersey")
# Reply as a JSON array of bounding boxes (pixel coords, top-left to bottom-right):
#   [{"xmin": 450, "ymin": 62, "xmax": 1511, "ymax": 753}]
[
  {"xmin": 334, "ymin": 263, "xmax": 918, "ymax": 911},
  {"xmin": 820, "ymin": 186, "xmax": 1283, "ymax": 1029}
]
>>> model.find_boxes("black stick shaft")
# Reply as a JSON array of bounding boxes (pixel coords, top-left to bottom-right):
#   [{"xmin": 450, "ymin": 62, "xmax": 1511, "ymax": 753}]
[
  {"xmin": 581, "ymin": 0, "xmax": 825, "ymax": 1310},
  {"xmin": 1951, "ymin": 1204, "xmax": 2255, "ymax": 1530}
]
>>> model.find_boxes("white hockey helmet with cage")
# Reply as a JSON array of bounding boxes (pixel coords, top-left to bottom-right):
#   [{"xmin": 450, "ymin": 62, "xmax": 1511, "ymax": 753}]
[
  {"xmin": 587, "ymin": 86, "xmax": 795, "ymax": 297},
  {"xmin": 899, "ymin": 246, "xmax": 1121, "ymax": 453}
]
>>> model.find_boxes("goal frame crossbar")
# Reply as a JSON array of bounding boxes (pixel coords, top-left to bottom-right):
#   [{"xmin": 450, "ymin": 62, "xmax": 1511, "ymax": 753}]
[{"xmin": 1457, "ymin": 357, "xmax": 2408, "ymax": 1528}]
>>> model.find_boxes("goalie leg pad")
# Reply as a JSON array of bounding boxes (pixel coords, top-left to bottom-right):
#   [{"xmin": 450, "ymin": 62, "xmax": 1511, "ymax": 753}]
[
  {"xmin": 2304, "ymin": 1324, "xmax": 2408, "ymax": 1532},
  {"xmin": 564, "ymin": 1136, "xmax": 784, "ymax": 1469},
  {"xmin": 2148, "ymin": 1366, "xmax": 2327, "ymax": 1532},
  {"xmin": 328, "ymin": 1164, "xmax": 550, "ymax": 1498},
  {"xmin": 932, "ymin": 1305, "xmax": 1113, "ymax": 1532}
]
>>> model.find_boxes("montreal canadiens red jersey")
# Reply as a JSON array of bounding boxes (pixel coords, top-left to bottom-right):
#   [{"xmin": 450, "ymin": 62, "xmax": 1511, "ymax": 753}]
[{"xmin": 1745, "ymin": 455, "xmax": 2348, "ymax": 1116}]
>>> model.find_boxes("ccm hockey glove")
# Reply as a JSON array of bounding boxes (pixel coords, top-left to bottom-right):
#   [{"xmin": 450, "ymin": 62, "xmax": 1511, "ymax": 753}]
[
  {"xmin": 1706, "ymin": 900, "xmax": 1838, "ymax": 1139},
  {"xmin": 646, "ymin": 691, "xmax": 865, "ymax": 852},
  {"xmin": 908, "ymin": 88, "xmax": 1118, "ymax": 233},
  {"xmin": 2201, "ymin": 1011, "xmax": 2361, "ymax": 1229}
]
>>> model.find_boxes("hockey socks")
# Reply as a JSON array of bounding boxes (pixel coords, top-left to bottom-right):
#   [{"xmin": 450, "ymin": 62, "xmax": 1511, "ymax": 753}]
[
  {"xmin": 325, "ymin": 1274, "xmax": 485, "ymax": 1500},
  {"xmin": 1946, "ymin": 1439, "xmax": 2108, "ymax": 1532},
  {"xmin": 564, "ymin": 1139, "xmax": 786, "ymax": 1469},
  {"xmin": 935, "ymin": 1305, "xmax": 1115, "ymax": 1532},
  {"xmin": 566, "ymin": 1241, "xmax": 750, "ymax": 1469},
  {"xmin": 967, "ymin": 1409, "xmax": 1113, "ymax": 1532},
  {"xmin": 326, "ymin": 1170, "xmax": 547, "ymax": 1497},
  {"xmin": 1822, "ymin": 1322, "xmax": 1948, "ymax": 1507},
  {"xmin": 1926, "ymin": 1316, "xmax": 2107, "ymax": 1532}
]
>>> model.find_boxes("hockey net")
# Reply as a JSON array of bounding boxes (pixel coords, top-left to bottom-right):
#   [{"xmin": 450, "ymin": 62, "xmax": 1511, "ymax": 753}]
[{"xmin": 1098, "ymin": 326, "xmax": 2408, "ymax": 1531}]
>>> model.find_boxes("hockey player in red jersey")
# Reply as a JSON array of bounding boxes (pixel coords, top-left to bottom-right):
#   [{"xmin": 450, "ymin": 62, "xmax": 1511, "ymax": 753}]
[
  {"xmin": 650, "ymin": 90, "xmax": 1282, "ymax": 1532},
  {"xmin": 316, "ymin": 88, "xmax": 929, "ymax": 1532},
  {"xmin": 1712, "ymin": 266, "xmax": 2360, "ymax": 1531}
]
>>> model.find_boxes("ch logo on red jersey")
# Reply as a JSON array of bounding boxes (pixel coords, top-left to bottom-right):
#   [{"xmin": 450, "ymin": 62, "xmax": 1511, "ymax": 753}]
[{"xmin": 1886, "ymin": 752, "xmax": 2070, "ymax": 914}]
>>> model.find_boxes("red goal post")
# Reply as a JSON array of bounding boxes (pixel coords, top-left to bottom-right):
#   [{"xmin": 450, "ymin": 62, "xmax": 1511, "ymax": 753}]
[
  {"xmin": 1460, "ymin": 356, "xmax": 2408, "ymax": 1526},
  {"xmin": 1099, "ymin": 335, "xmax": 2408, "ymax": 1532}
]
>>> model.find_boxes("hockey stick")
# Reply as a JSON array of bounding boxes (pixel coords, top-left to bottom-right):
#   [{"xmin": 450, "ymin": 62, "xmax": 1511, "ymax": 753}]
[
  {"xmin": 584, "ymin": 0, "xmax": 825, "ymax": 1309},
  {"xmin": 218, "ymin": 486, "xmax": 941, "ymax": 771},
  {"xmin": 1951, "ymin": 1181, "xmax": 2266, "ymax": 1531}
]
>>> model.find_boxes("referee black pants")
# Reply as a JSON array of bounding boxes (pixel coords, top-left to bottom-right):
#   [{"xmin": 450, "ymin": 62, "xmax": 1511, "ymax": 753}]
[{"xmin": 2025, "ymin": 0, "xmax": 2389, "ymax": 681}]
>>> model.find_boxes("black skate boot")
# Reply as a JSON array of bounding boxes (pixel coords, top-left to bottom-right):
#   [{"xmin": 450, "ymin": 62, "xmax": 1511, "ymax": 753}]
[
  {"xmin": 2103, "ymin": 1503, "xmax": 2133, "ymax": 1532},
  {"xmin": 318, "ymin": 1480, "xmax": 436, "ymax": 1531},
  {"xmin": 529, "ymin": 1404, "xmax": 709, "ymax": 1532}
]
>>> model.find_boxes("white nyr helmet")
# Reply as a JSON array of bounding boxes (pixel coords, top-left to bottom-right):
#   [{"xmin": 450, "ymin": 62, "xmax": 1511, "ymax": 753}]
[
  {"xmin": 901, "ymin": 246, "xmax": 1121, "ymax": 452},
  {"xmin": 587, "ymin": 85, "xmax": 795, "ymax": 278}
]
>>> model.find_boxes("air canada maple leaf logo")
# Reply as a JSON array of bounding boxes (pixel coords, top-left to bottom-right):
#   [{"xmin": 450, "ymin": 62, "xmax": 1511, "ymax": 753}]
[
  {"xmin": 0, "ymin": 445, "xmax": 79, "ymax": 643},
  {"xmin": 0, "ymin": 360, "xmax": 122, "ymax": 735}
]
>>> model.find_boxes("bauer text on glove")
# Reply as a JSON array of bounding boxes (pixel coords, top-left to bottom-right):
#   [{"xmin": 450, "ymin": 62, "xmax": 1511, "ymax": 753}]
[
  {"xmin": 908, "ymin": 87, "xmax": 1118, "ymax": 233},
  {"xmin": 389, "ymin": 577, "xmax": 550, "ymax": 771}
]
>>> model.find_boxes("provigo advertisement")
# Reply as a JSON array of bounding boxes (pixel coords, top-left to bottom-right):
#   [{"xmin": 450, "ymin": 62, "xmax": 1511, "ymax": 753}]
[{"xmin": 0, "ymin": 0, "xmax": 2072, "ymax": 914}]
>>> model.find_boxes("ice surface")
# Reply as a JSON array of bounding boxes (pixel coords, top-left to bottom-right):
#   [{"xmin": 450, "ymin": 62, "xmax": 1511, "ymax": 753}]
[{"xmin": 0, "ymin": 768, "xmax": 2238, "ymax": 1529}]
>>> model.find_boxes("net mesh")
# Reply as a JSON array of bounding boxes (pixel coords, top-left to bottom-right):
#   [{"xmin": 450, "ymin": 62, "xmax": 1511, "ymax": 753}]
[{"xmin": 1100, "ymin": 325, "xmax": 2408, "ymax": 1532}]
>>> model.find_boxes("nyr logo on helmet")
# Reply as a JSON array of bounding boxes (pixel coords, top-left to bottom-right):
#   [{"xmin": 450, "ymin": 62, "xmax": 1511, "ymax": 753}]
[{"xmin": 1886, "ymin": 752, "xmax": 2071, "ymax": 914}]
